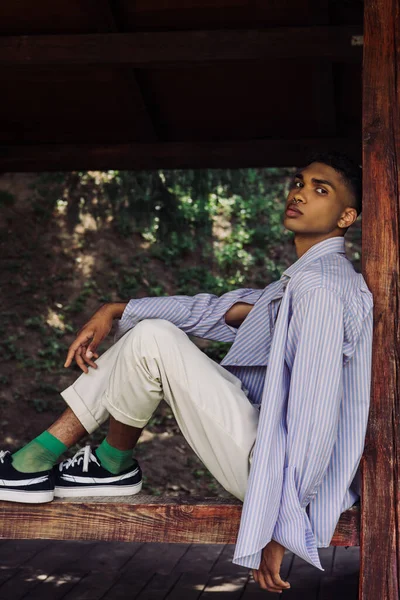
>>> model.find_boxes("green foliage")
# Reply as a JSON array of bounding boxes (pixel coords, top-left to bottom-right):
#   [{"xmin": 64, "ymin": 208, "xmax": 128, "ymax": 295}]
[
  {"xmin": 0, "ymin": 314, "xmax": 68, "ymax": 373},
  {"xmin": 202, "ymin": 341, "xmax": 232, "ymax": 363},
  {"xmin": 176, "ymin": 267, "xmax": 227, "ymax": 296},
  {"xmin": 64, "ymin": 280, "xmax": 99, "ymax": 314},
  {"xmin": 0, "ymin": 335, "xmax": 26, "ymax": 361},
  {"xmin": 34, "ymin": 167, "xmax": 294, "ymax": 282},
  {"xmin": 0, "ymin": 190, "xmax": 15, "ymax": 207},
  {"xmin": 29, "ymin": 398, "xmax": 51, "ymax": 413},
  {"xmin": 1, "ymin": 167, "xmax": 299, "ymax": 421}
]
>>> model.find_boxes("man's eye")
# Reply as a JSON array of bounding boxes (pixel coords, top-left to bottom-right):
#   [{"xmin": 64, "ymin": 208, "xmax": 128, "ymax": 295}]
[{"xmin": 292, "ymin": 181, "xmax": 327, "ymax": 194}]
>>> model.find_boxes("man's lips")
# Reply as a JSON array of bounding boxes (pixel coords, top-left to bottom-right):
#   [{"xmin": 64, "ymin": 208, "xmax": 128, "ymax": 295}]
[{"xmin": 285, "ymin": 205, "xmax": 303, "ymax": 215}]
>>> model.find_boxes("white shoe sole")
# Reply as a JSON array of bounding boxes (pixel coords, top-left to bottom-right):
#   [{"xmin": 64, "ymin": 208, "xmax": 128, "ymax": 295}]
[
  {"xmin": 54, "ymin": 480, "xmax": 142, "ymax": 498},
  {"xmin": 0, "ymin": 489, "xmax": 54, "ymax": 503}
]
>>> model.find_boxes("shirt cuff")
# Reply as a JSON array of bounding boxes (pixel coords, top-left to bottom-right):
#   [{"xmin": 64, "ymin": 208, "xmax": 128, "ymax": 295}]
[
  {"xmin": 113, "ymin": 299, "xmax": 141, "ymax": 342},
  {"xmin": 272, "ymin": 466, "xmax": 324, "ymax": 571}
]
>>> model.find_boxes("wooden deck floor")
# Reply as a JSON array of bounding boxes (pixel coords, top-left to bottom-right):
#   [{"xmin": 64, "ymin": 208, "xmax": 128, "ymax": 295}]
[{"xmin": 0, "ymin": 540, "xmax": 359, "ymax": 599}]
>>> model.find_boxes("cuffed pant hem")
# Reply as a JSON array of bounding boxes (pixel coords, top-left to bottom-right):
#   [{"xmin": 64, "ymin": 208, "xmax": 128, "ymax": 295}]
[
  {"xmin": 104, "ymin": 394, "xmax": 152, "ymax": 429},
  {"xmin": 60, "ymin": 385, "xmax": 104, "ymax": 434}
]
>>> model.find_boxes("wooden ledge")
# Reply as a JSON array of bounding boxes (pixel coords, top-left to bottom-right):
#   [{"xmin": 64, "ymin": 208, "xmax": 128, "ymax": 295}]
[{"xmin": 0, "ymin": 495, "xmax": 360, "ymax": 546}]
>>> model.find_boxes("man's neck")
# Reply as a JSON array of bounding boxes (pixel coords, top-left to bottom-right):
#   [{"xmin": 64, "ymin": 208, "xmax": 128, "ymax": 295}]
[{"xmin": 293, "ymin": 232, "xmax": 344, "ymax": 259}]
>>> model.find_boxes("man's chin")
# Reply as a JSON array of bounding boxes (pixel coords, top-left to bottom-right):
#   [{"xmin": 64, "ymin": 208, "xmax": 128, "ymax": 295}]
[{"xmin": 282, "ymin": 219, "xmax": 300, "ymax": 231}]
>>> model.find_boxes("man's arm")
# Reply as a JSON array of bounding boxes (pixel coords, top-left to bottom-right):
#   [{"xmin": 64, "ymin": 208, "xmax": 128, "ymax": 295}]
[
  {"xmin": 65, "ymin": 289, "xmax": 262, "ymax": 371},
  {"xmin": 92, "ymin": 299, "xmax": 255, "ymax": 325},
  {"xmin": 114, "ymin": 289, "xmax": 262, "ymax": 342},
  {"xmin": 224, "ymin": 302, "xmax": 255, "ymax": 327},
  {"xmin": 271, "ymin": 287, "xmax": 345, "ymax": 561}
]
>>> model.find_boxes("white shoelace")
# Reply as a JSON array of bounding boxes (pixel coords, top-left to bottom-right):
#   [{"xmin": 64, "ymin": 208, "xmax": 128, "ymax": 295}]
[
  {"xmin": 0, "ymin": 450, "xmax": 10, "ymax": 464},
  {"xmin": 59, "ymin": 444, "xmax": 100, "ymax": 473}
]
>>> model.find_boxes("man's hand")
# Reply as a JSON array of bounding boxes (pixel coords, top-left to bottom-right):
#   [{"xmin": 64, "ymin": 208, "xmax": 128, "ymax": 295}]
[
  {"xmin": 64, "ymin": 302, "xmax": 126, "ymax": 373},
  {"xmin": 252, "ymin": 540, "xmax": 291, "ymax": 593}
]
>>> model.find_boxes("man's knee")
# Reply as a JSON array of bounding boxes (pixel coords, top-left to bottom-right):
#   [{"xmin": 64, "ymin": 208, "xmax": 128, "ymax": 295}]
[{"xmin": 128, "ymin": 319, "xmax": 183, "ymax": 344}]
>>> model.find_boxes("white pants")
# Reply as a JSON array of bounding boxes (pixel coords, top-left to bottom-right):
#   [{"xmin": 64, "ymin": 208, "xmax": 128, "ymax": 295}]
[{"xmin": 61, "ymin": 319, "xmax": 260, "ymax": 500}]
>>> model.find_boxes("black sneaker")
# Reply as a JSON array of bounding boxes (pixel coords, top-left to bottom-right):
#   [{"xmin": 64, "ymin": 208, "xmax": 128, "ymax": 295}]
[
  {"xmin": 53, "ymin": 444, "xmax": 142, "ymax": 498},
  {"xmin": 0, "ymin": 450, "xmax": 54, "ymax": 503}
]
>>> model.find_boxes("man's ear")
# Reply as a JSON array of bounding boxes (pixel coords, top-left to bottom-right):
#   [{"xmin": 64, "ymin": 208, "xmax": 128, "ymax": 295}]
[{"xmin": 338, "ymin": 207, "xmax": 357, "ymax": 229}]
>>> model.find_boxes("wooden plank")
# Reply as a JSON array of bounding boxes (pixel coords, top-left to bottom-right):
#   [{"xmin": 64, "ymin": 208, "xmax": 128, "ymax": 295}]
[
  {"xmin": 361, "ymin": 0, "xmax": 400, "ymax": 599},
  {"xmin": 318, "ymin": 546, "xmax": 359, "ymax": 600},
  {"xmin": 0, "ymin": 539, "xmax": 52, "ymax": 568},
  {"xmin": 169, "ymin": 543, "xmax": 224, "ymax": 574},
  {"xmin": 0, "ymin": 567, "xmax": 18, "ymax": 588},
  {"xmin": 0, "ymin": 541, "xmax": 358, "ymax": 599},
  {"xmin": 307, "ymin": 0, "xmax": 337, "ymax": 137},
  {"xmin": 15, "ymin": 542, "xmax": 99, "ymax": 600},
  {"xmin": 164, "ymin": 544, "xmax": 226, "ymax": 600},
  {"xmin": 64, "ymin": 541, "xmax": 143, "ymax": 572},
  {"xmin": 164, "ymin": 573, "xmax": 207, "ymax": 600},
  {"xmin": 276, "ymin": 553, "xmax": 322, "ymax": 600},
  {"xmin": 61, "ymin": 570, "xmax": 120, "ymax": 600},
  {"xmin": 0, "ymin": 541, "xmax": 96, "ymax": 600},
  {"xmin": 96, "ymin": 0, "xmax": 158, "ymax": 142},
  {"xmin": 102, "ymin": 543, "xmax": 192, "ymax": 600},
  {"xmin": 0, "ymin": 27, "xmax": 363, "ymax": 66},
  {"xmin": 134, "ymin": 573, "xmax": 183, "ymax": 600},
  {"xmin": 313, "ymin": 63, "xmax": 337, "ymax": 136},
  {"xmin": 121, "ymin": 543, "xmax": 191, "ymax": 576},
  {"xmin": 101, "ymin": 572, "xmax": 153, "ymax": 600},
  {"xmin": 0, "ymin": 496, "xmax": 360, "ymax": 545},
  {"xmin": 198, "ymin": 544, "xmax": 249, "ymax": 600},
  {"xmin": 0, "ymin": 137, "xmax": 361, "ymax": 171},
  {"xmin": 127, "ymin": 0, "xmax": 348, "ymax": 31},
  {"xmin": 17, "ymin": 571, "xmax": 85, "ymax": 600}
]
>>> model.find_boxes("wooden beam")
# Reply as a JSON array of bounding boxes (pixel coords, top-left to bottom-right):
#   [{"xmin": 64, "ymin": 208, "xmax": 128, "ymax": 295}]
[
  {"xmin": 0, "ymin": 496, "xmax": 359, "ymax": 545},
  {"xmin": 361, "ymin": 0, "xmax": 400, "ymax": 599},
  {"xmin": 95, "ymin": 0, "xmax": 158, "ymax": 142},
  {"xmin": 313, "ymin": 62, "xmax": 337, "ymax": 136},
  {"xmin": 0, "ymin": 27, "xmax": 363, "ymax": 67},
  {"xmin": 0, "ymin": 138, "xmax": 361, "ymax": 171},
  {"xmin": 309, "ymin": 0, "xmax": 337, "ymax": 136}
]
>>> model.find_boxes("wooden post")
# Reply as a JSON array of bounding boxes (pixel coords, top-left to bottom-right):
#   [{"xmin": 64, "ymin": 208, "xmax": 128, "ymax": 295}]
[{"xmin": 361, "ymin": 0, "xmax": 400, "ymax": 598}]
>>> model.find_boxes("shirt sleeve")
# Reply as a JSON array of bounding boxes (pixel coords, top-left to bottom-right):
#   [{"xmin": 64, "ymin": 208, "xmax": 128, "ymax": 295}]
[
  {"xmin": 271, "ymin": 287, "xmax": 345, "ymax": 568},
  {"xmin": 114, "ymin": 288, "xmax": 264, "ymax": 343}
]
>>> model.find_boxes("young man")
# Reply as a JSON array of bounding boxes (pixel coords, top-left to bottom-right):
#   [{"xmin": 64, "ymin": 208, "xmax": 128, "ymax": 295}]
[{"xmin": 0, "ymin": 150, "xmax": 373, "ymax": 593}]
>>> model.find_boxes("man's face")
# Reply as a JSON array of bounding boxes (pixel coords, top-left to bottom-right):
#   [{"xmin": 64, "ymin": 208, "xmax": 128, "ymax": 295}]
[{"xmin": 283, "ymin": 162, "xmax": 357, "ymax": 234}]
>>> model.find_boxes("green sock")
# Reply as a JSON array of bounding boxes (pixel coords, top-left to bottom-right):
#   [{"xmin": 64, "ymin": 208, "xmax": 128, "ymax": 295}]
[
  {"xmin": 95, "ymin": 439, "xmax": 134, "ymax": 475},
  {"xmin": 12, "ymin": 431, "xmax": 68, "ymax": 473}
]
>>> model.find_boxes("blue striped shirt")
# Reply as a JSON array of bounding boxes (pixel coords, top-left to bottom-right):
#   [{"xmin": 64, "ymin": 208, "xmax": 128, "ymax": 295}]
[{"xmin": 115, "ymin": 236, "xmax": 374, "ymax": 571}]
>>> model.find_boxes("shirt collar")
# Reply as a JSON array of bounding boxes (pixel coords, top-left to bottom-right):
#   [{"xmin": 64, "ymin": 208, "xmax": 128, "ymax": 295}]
[{"xmin": 280, "ymin": 236, "xmax": 346, "ymax": 281}]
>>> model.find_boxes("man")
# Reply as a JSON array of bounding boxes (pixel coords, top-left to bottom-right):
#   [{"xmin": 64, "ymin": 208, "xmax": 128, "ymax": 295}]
[{"xmin": 0, "ymin": 150, "xmax": 373, "ymax": 593}]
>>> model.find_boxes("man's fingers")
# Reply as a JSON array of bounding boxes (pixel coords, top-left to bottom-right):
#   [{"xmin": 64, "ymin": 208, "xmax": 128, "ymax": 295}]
[
  {"xmin": 86, "ymin": 333, "xmax": 102, "ymax": 359},
  {"xmin": 64, "ymin": 330, "xmax": 94, "ymax": 367},
  {"xmin": 256, "ymin": 571, "xmax": 269, "ymax": 591},
  {"xmin": 264, "ymin": 572, "xmax": 285, "ymax": 592},
  {"xmin": 75, "ymin": 347, "xmax": 89, "ymax": 374},
  {"xmin": 64, "ymin": 345, "xmax": 78, "ymax": 369},
  {"xmin": 271, "ymin": 572, "xmax": 291, "ymax": 590},
  {"xmin": 253, "ymin": 568, "xmax": 288, "ymax": 593},
  {"xmin": 81, "ymin": 346, "xmax": 98, "ymax": 369}
]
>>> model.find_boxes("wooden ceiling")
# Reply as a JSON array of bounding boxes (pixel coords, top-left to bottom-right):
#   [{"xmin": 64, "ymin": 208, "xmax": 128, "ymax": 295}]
[{"xmin": 0, "ymin": 1, "xmax": 364, "ymax": 171}]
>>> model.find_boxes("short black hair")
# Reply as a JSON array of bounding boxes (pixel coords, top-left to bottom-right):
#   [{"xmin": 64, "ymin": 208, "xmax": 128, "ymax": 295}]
[{"xmin": 302, "ymin": 149, "xmax": 362, "ymax": 218}]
